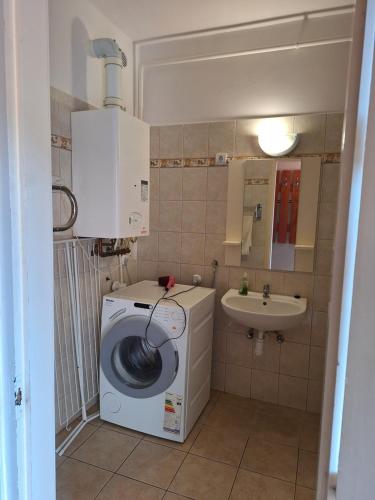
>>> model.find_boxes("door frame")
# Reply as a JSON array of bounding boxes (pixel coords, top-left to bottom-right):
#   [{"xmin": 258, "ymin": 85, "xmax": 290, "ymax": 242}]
[{"xmin": 0, "ymin": 1, "xmax": 55, "ymax": 499}]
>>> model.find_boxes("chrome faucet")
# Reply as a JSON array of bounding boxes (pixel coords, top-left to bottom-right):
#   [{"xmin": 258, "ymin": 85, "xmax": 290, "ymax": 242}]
[{"xmin": 263, "ymin": 284, "xmax": 270, "ymax": 299}]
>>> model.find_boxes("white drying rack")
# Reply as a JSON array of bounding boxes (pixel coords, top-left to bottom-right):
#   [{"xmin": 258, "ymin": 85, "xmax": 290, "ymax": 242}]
[{"xmin": 54, "ymin": 238, "xmax": 101, "ymax": 456}]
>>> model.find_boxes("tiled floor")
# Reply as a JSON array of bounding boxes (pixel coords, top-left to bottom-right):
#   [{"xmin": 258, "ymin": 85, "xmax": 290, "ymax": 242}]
[{"xmin": 56, "ymin": 391, "xmax": 319, "ymax": 499}]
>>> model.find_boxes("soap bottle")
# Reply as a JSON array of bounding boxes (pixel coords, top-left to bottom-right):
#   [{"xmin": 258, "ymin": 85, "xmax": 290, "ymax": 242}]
[{"xmin": 239, "ymin": 272, "xmax": 249, "ymax": 295}]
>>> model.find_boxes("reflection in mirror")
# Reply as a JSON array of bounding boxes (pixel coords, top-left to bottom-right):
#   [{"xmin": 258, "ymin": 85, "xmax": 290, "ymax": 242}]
[{"xmin": 241, "ymin": 158, "xmax": 320, "ymax": 272}]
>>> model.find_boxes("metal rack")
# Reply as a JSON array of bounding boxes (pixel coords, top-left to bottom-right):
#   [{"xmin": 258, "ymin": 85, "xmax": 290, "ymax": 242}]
[{"xmin": 54, "ymin": 238, "xmax": 101, "ymax": 455}]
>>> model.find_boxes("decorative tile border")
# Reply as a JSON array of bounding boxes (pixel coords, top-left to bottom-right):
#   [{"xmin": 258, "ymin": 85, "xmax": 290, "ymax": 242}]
[
  {"xmin": 150, "ymin": 153, "xmax": 341, "ymax": 167},
  {"xmin": 51, "ymin": 134, "xmax": 72, "ymax": 151}
]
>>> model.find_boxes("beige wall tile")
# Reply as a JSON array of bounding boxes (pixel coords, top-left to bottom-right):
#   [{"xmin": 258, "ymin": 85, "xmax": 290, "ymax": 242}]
[
  {"xmin": 251, "ymin": 369, "xmax": 279, "ymax": 404},
  {"xmin": 311, "ymin": 311, "xmax": 328, "ymax": 347},
  {"xmin": 213, "ymin": 330, "xmax": 227, "ymax": 363},
  {"xmin": 207, "ymin": 167, "xmax": 228, "ymax": 201},
  {"xmin": 159, "ymin": 168, "xmax": 182, "ymax": 200},
  {"xmin": 252, "ymin": 336, "xmax": 280, "ymax": 372},
  {"xmin": 313, "ymin": 275, "xmax": 331, "ymax": 311},
  {"xmin": 318, "ymin": 202, "xmax": 337, "ymax": 240},
  {"xmin": 226, "ymin": 332, "xmax": 252, "ymax": 367},
  {"xmin": 278, "ymin": 375, "xmax": 308, "ymax": 410},
  {"xmin": 159, "ymin": 125, "xmax": 183, "ymax": 159},
  {"xmin": 283, "ymin": 306, "xmax": 312, "ymax": 345},
  {"xmin": 150, "ymin": 168, "xmax": 159, "ymax": 201},
  {"xmin": 180, "ymin": 264, "xmax": 204, "ymax": 285},
  {"xmin": 225, "ymin": 364, "xmax": 251, "ymax": 398},
  {"xmin": 235, "ymin": 118, "xmax": 264, "ymax": 156},
  {"xmin": 51, "ymin": 146, "xmax": 60, "ymax": 177},
  {"xmin": 228, "ymin": 267, "xmax": 256, "ymax": 290},
  {"xmin": 182, "ymin": 167, "xmax": 207, "ymax": 200},
  {"xmin": 158, "ymin": 201, "xmax": 182, "ymax": 232},
  {"xmin": 309, "ymin": 346, "xmax": 325, "ymax": 380},
  {"xmin": 183, "ymin": 123, "xmax": 209, "ymax": 158},
  {"xmin": 321, "ymin": 163, "xmax": 340, "ymax": 202},
  {"xmin": 315, "ymin": 239, "xmax": 333, "ymax": 275},
  {"xmin": 138, "ymin": 232, "xmax": 158, "ymax": 261},
  {"xmin": 294, "ymin": 114, "xmax": 326, "ymax": 154},
  {"xmin": 204, "ymin": 233, "xmax": 225, "ymax": 266},
  {"xmin": 150, "ymin": 126, "xmax": 160, "ymax": 159},
  {"xmin": 284, "ymin": 273, "xmax": 314, "ymax": 300},
  {"xmin": 182, "ymin": 201, "xmax": 206, "ymax": 233},
  {"xmin": 158, "ymin": 232, "xmax": 181, "ymax": 262},
  {"xmin": 212, "ymin": 361, "xmax": 226, "ymax": 391},
  {"xmin": 137, "ymin": 261, "xmax": 158, "ymax": 281},
  {"xmin": 206, "ymin": 201, "xmax": 227, "ymax": 233},
  {"xmin": 149, "ymin": 200, "xmax": 159, "ymax": 231},
  {"xmin": 157, "ymin": 262, "xmax": 181, "ymax": 281},
  {"xmin": 181, "ymin": 233, "xmax": 205, "ymax": 264},
  {"xmin": 60, "ymin": 149, "xmax": 72, "ymax": 188},
  {"xmin": 280, "ymin": 342, "xmax": 310, "ymax": 378},
  {"xmin": 325, "ymin": 113, "xmax": 344, "ymax": 153},
  {"xmin": 307, "ymin": 379, "xmax": 323, "ymax": 413},
  {"xmin": 254, "ymin": 270, "xmax": 285, "ymax": 294},
  {"xmin": 209, "ymin": 121, "xmax": 235, "ymax": 156}
]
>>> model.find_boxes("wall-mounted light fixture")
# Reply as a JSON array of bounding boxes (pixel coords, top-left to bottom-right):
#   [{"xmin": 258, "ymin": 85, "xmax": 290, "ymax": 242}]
[{"xmin": 258, "ymin": 131, "xmax": 299, "ymax": 157}]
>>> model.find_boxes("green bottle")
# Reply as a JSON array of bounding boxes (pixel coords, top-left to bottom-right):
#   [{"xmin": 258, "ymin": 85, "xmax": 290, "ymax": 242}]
[{"xmin": 239, "ymin": 272, "xmax": 248, "ymax": 295}]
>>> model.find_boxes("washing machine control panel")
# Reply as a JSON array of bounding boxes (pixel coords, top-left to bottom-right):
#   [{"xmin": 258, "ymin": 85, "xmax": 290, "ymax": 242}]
[{"xmin": 152, "ymin": 305, "xmax": 185, "ymax": 334}]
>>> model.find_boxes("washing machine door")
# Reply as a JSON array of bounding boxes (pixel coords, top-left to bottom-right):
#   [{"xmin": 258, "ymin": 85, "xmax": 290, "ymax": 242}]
[{"xmin": 101, "ymin": 315, "xmax": 179, "ymax": 398}]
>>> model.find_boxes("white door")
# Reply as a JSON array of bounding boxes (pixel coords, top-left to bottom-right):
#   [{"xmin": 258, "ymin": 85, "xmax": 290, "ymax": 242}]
[{"xmin": 0, "ymin": 1, "xmax": 55, "ymax": 499}]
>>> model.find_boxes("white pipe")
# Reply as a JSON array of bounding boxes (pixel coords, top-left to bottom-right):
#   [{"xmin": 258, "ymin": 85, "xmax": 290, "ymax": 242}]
[
  {"xmin": 90, "ymin": 38, "xmax": 126, "ymax": 109},
  {"xmin": 254, "ymin": 330, "xmax": 265, "ymax": 356}
]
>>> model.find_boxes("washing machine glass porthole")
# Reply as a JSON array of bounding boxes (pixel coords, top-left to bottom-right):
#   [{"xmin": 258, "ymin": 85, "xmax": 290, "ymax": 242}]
[{"xmin": 112, "ymin": 335, "xmax": 162, "ymax": 389}]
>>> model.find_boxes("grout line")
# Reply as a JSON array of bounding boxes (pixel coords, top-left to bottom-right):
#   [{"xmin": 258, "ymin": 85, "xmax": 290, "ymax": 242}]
[{"xmin": 94, "ymin": 471, "xmax": 115, "ymax": 499}]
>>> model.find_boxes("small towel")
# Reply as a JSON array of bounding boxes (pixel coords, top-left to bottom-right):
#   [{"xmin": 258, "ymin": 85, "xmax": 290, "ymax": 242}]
[{"xmin": 241, "ymin": 215, "xmax": 254, "ymax": 255}]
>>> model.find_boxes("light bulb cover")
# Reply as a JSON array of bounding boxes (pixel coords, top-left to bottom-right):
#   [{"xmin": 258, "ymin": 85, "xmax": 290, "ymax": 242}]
[{"xmin": 258, "ymin": 132, "xmax": 299, "ymax": 157}]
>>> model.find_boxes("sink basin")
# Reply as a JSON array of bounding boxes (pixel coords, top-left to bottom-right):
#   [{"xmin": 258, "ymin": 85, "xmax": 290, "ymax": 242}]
[{"xmin": 221, "ymin": 289, "xmax": 307, "ymax": 331}]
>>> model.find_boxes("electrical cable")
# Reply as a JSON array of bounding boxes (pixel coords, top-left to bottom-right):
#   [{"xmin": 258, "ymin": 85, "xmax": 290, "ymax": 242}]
[{"xmin": 144, "ymin": 286, "xmax": 197, "ymax": 349}]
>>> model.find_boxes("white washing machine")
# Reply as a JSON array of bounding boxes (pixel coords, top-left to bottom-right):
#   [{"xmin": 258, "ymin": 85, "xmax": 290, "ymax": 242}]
[{"xmin": 100, "ymin": 280, "xmax": 215, "ymax": 442}]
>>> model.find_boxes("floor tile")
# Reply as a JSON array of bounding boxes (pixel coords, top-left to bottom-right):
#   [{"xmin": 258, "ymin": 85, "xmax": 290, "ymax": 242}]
[
  {"xmin": 100, "ymin": 420, "xmax": 144, "ymax": 438},
  {"xmin": 205, "ymin": 403, "xmax": 254, "ymax": 434},
  {"xmin": 299, "ymin": 413, "xmax": 320, "ymax": 452},
  {"xmin": 169, "ymin": 454, "xmax": 237, "ymax": 500},
  {"xmin": 72, "ymin": 427, "xmax": 140, "ymax": 471},
  {"xmin": 96, "ymin": 474, "xmax": 165, "ymax": 500},
  {"xmin": 295, "ymin": 485, "xmax": 316, "ymax": 500},
  {"xmin": 253, "ymin": 412, "xmax": 300, "ymax": 447},
  {"xmin": 164, "ymin": 493, "xmax": 192, "ymax": 500},
  {"xmin": 143, "ymin": 423, "xmax": 201, "ymax": 452},
  {"xmin": 56, "ymin": 458, "xmax": 111, "ymax": 500},
  {"xmin": 229, "ymin": 469, "xmax": 295, "ymax": 500},
  {"xmin": 190, "ymin": 426, "xmax": 248, "ymax": 466},
  {"xmin": 240, "ymin": 436, "xmax": 298, "ymax": 482},
  {"xmin": 57, "ymin": 423, "xmax": 97, "ymax": 457},
  {"xmin": 118, "ymin": 441, "xmax": 186, "ymax": 489},
  {"xmin": 297, "ymin": 451, "xmax": 318, "ymax": 489},
  {"xmin": 197, "ymin": 399, "xmax": 217, "ymax": 425},
  {"xmin": 56, "ymin": 454, "xmax": 67, "ymax": 469},
  {"xmin": 217, "ymin": 392, "xmax": 260, "ymax": 411}
]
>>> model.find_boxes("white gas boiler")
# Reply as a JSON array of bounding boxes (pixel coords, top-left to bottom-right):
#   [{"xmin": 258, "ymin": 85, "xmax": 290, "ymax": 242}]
[
  {"xmin": 99, "ymin": 281, "xmax": 215, "ymax": 442},
  {"xmin": 72, "ymin": 108, "xmax": 150, "ymax": 238}
]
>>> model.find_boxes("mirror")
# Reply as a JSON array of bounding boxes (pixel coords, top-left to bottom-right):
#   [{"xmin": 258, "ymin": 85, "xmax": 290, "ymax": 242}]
[
  {"xmin": 223, "ymin": 157, "xmax": 321, "ymax": 273},
  {"xmin": 241, "ymin": 158, "xmax": 320, "ymax": 272}
]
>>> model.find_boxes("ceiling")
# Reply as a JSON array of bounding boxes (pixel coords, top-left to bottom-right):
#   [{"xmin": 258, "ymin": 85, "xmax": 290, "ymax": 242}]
[{"xmin": 92, "ymin": 0, "xmax": 353, "ymax": 41}]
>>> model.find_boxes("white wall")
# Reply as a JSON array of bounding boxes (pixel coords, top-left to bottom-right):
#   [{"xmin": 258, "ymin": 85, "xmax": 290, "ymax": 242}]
[
  {"xmin": 49, "ymin": 0, "xmax": 134, "ymax": 112},
  {"xmin": 137, "ymin": 10, "xmax": 352, "ymax": 124}
]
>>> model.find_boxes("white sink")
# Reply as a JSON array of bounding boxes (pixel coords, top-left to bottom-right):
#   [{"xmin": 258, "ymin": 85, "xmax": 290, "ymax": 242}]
[{"xmin": 221, "ymin": 289, "xmax": 307, "ymax": 331}]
